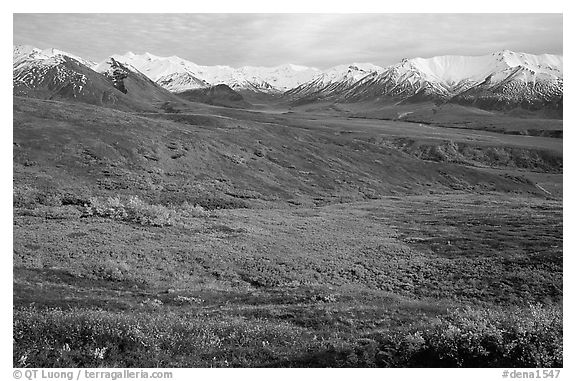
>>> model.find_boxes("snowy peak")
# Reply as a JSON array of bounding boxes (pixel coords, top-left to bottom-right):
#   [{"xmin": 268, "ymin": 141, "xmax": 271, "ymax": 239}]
[
  {"xmin": 13, "ymin": 45, "xmax": 94, "ymax": 97},
  {"xmin": 284, "ymin": 63, "xmax": 382, "ymax": 101},
  {"xmin": 13, "ymin": 45, "xmax": 39, "ymax": 64},
  {"xmin": 237, "ymin": 65, "xmax": 321, "ymax": 92},
  {"xmin": 156, "ymin": 72, "xmax": 210, "ymax": 92},
  {"xmin": 93, "ymin": 57, "xmax": 139, "ymax": 76},
  {"xmin": 92, "ymin": 58, "xmax": 134, "ymax": 93},
  {"xmin": 13, "ymin": 45, "xmax": 563, "ymax": 112},
  {"xmin": 111, "ymin": 52, "xmax": 321, "ymax": 93},
  {"xmin": 111, "ymin": 52, "xmax": 192, "ymax": 81},
  {"xmin": 319, "ymin": 63, "xmax": 383, "ymax": 83},
  {"xmin": 406, "ymin": 51, "xmax": 563, "ymax": 87},
  {"xmin": 492, "ymin": 50, "xmax": 563, "ymax": 75},
  {"xmin": 287, "ymin": 50, "xmax": 562, "ymax": 111},
  {"xmin": 13, "ymin": 45, "xmax": 96, "ymax": 69},
  {"xmin": 13, "ymin": 45, "xmax": 105, "ymax": 103}
]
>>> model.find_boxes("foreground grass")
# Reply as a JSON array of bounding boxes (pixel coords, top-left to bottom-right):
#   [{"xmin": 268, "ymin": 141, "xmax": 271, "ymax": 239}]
[
  {"xmin": 13, "ymin": 194, "xmax": 562, "ymax": 367},
  {"xmin": 14, "ymin": 303, "xmax": 561, "ymax": 368}
]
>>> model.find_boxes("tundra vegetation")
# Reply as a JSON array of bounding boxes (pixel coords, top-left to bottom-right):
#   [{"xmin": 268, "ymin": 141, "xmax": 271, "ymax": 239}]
[{"xmin": 13, "ymin": 97, "xmax": 562, "ymax": 367}]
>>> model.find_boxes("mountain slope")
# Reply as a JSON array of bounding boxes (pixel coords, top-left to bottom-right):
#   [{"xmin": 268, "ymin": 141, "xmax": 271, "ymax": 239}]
[
  {"xmin": 343, "ymin": 59, "xmax": 453, "ymax": 103},
  {"xmin": 92, "ymin": 58, "xmax": 186, "ymax": 107},
  {"xmin": 285, "ymin": 63, "xmax": 383, "ymax": 103},
  {"xmin": 13, "ymin": 45, "xmax": 97, "ymax": 68},
  {"xmin": 156, "ymin": 72, "xmax": 210, "ymax": 92},
  {"xmin": 450, "ymin": 65, "xmax": 563, "ymax": 111},
  {"xmin": 13, "ymin": 45, "xmax": 186, "ymax": 112},
  {"xmin": 13, "ymin": 50, "xmax": 124, "ymax": 106}
]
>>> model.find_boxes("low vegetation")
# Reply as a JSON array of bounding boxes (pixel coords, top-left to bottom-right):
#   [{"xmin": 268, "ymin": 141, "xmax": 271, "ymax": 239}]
[
  {"xmin": 13, "ymin": 303, "xmax": 561, "ymax": 368},
  {"xmin": 13, "ymin": 97, "xmax": 563, "ymax": 368},
  {"xmin": 84, "ymin": 195, "xmax": 210, "ymax": 227},
  {"xmin": 375, "ymin": 137, "xmax": 563, "ymax": 173},
  {"xmin": 13, "ymin": 194, "xmax": 562, "ymax": 367}
]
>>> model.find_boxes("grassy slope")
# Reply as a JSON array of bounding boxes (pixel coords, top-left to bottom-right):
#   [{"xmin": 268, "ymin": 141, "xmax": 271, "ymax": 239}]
[
  {"xmin": 13, "ymin": 96, "xmax": 563, "ymax": 367},
  {"xmin": 14, "ymin": 97, "xmax": 547, "ymax": 209}
]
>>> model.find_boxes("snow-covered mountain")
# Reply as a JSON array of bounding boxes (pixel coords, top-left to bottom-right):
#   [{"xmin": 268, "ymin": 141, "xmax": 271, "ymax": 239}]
[
  {"xmin": 89, "ymin": 56, "xmax": 190, "ymax": 107},
  {"xmin": 13, "ymin": 45, "xmax": 183, "ymax": 111},
  {"xmin": 13, "ymin": 45, "xmax": 563, "ymax": 112},
  {"xmin": 285, "ymin": 63, "xmax": 383, "ymax": 102},
  {"xmin": 447, "ymin": 51, "xmax": 563, "ymax": 110},
  {"xmin": 238, "ymin": 64, "xmax": 322, "ymax": 92},
  {"xmin": 156, "ymin": 72, "xmax": 211, "ymax": 92},
  {"xmin": 13, "ymin": 45, "xmax": 99, "ymax": 100},
  {"xmin": 341, "ymin": 51, "xmax": 563, "ymax": 109},
  {"xmin": 110, "ymin": 52, "xmax": 320, "ymax": 93},
  {"xmin": 13, "ymin": 45, "xmax": 97, "ymax": 69}
]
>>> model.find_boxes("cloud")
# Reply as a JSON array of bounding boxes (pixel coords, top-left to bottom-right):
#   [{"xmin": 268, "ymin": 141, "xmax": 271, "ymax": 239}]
[{"xmin": 13, "ymin": 13, "xmax": 562, "ymax": 69}]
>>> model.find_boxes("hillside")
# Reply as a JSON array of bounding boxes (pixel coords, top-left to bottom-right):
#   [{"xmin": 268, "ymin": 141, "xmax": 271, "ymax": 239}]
[
  {"xmin": 14, "ymin": 96, "xmax": 554, "ymax": 212},
  {"xmin": 174, "ymin": 84, "xmax": 252, "ymax": 109}
]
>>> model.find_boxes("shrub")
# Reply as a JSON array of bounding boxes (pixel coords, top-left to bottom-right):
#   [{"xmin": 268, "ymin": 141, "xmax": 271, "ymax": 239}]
[
  {"xmin": 84, "ymin": 195, "xmax": 172, "ymax": 226},
  {"xmin": 13, "ymin": 307, "xmax": 315, "ymax": 367},
  {"xmin": 13, "ymin": 185, "xmax": 61, "ymax": 208},
  {"xmin": 14, "ymin": 307, "xmax": 160, "ymax": 367},
  {"xmin": 377, "ymin": 304, "xmax": 562, "ymax": 367},
  {"xmin": 125, "ymin": 196, "xmax": 173, "ymax": 226},
  {"xmin": 84, "ymin": 195, "xmax": 210, "ymax": 227},
  {"xmin": 292, "ymin": 304, "xmax": 562, "ymax": 368},
  {"xmin": 13, "ymin": 185, "xmax": 90, "ymax": 208},
  {"xmin": 13, "ymin": 185, "xmax": 39, "ymax": 208},
  {"xmin": 191, "ymin": 197, "xmax": 249, "ymax": 210},
  {"xmin": 17, "ymin": 205, "xmax": 83, "ymax": 219},
  {"xmin": 13, "ymin": 304, "xmax": 562, "ymax": 368},
  {"xmin": 86, "ymin": 196, "xmax": 127, "ymax": 219},
  {"xmin": 180, "ymin": 201, "xmax": 211, "ymax": 218}
]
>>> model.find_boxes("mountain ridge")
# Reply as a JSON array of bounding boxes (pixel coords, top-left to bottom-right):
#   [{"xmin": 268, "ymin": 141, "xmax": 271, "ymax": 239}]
[
  {"xmin": 110, "ymin": 51, "xmax": 322, "ymax": 94},
  {"xmin": 13, "ymin": 45, "xmax": 563, "ymax": 112},
  {"xmin": 290, "ymin": 50, "xmax": 563, "ymax": 112}
]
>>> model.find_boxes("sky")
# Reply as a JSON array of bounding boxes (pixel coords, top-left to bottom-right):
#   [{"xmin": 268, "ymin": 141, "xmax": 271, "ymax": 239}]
[{"xmin": 13, "ymin": 13, "xmax": 563, "ymax": 69}]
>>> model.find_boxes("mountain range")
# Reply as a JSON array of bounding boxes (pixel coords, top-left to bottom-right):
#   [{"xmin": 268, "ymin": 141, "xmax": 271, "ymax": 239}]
[{"xmin": 12, "ymin": 45, "xmax": 563, "ymax": 113}]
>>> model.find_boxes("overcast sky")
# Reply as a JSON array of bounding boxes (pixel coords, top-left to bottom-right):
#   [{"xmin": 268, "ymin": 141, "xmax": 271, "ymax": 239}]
[{"xmin": 13, "ymin": 13, "xmax": 563, "ymax": 69}]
